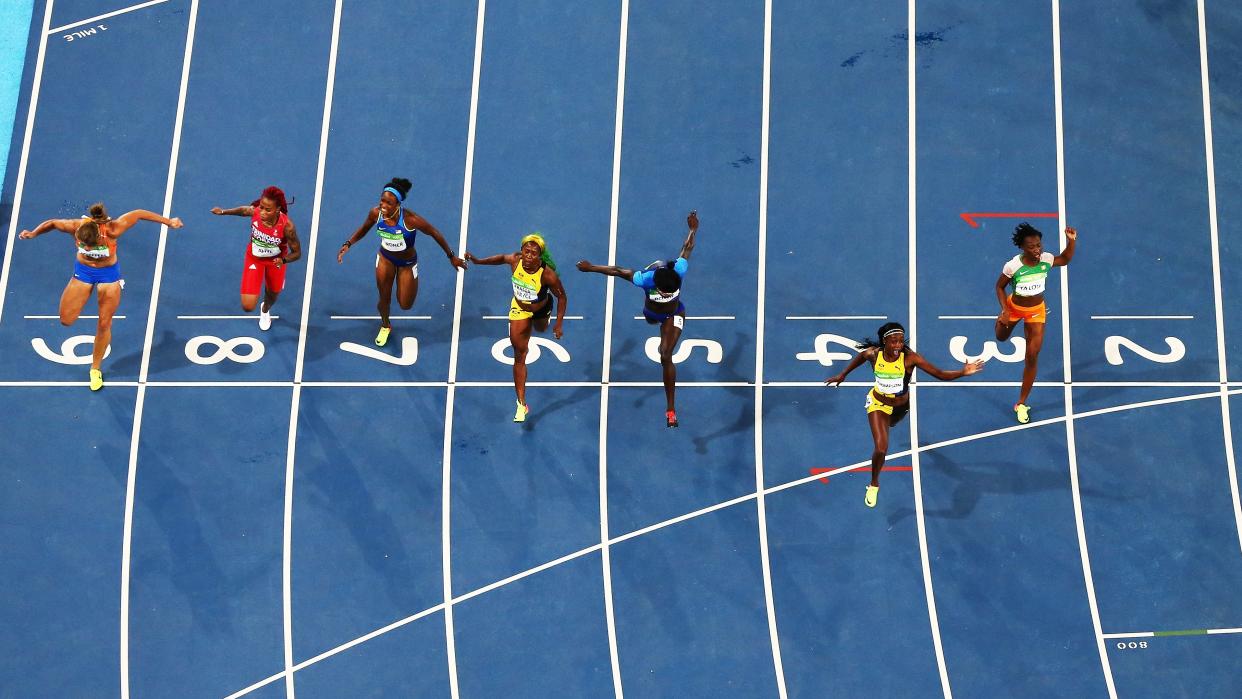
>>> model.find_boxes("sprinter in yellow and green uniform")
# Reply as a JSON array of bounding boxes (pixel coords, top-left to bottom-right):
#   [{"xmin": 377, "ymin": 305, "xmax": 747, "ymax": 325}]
[
  {"xmin": 466, "ymin": 234, "xmax": 568, "ymax": 422},
  {"xmin": 994, "ymin": 222, "xmax": 1078, "ymax": 425},
  {"xmin": 826, "ymin": 322, "xmax": 985, "ymax": 508}
]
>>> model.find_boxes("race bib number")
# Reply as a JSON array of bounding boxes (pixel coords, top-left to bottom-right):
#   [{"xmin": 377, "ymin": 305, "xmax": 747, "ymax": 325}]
[
  {"xmin": 673, "ymin": 315, "xmax": 684, "ymax": 329},
  {"xmin": 874, "ymin": 376, "xmax": 904, "ymax": 394},
  {"xmin": 250, "ymin": 240, "xmax": 279, "ymax": 258},
  {"xmin": 380, "ymin": 235, "xmax": 407, "ymax": 252},
  {"xmin": 1014, "ymin": 277, "xmax": 1046, "ymax": 296}
]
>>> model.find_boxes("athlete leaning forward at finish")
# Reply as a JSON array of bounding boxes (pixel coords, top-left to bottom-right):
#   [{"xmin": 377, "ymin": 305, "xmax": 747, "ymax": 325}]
[
  {"xmin": 465, "ymin": 234, "xmax": 567, "ymax": 423},
  {"xmin": 825, "ymin": 322, "xmax": 985, "ymax": 508},
  {"xmin": 337, "ymin": 177, "xmax": 467, "ymax": 347},
  {"xmin": 210, "ymin": 186, "xmax": 301, "ymax": 331},
  {"xmin": 577, "ymin": 210, "xmax": 699, "ymax": 427},
  {"xmin": 19, "ymin": 202, "xmax": 183, "ymax": 391},
  {"xmin": 994, "ymin": 222, "xmax": 1077, "ymax": 424}
]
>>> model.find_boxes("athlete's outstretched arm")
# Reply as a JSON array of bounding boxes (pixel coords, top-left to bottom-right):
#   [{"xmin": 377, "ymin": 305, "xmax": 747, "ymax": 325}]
[
  {"xmin": 575, "ymin": 260, "xmax": 635, "ymax": 281},
  {"xmin": 210, "ymin": 205, "xmax": 254, "ymax": 217},
  {"xmin": 825, "ymin": 347, "xmax": 875, "ymax": 386},
  {"xmin": 407, "ymin": 210, "xmax": 466, "ymax": 269},
  {"xmin": 1053, "ymin": 226, "xmax": 1077, "ymax": 266},
  {"xmin": 19, "ymin": 219, "xmax": 82, "ymax": 239},
  {"xmin": 338, "ymin": 208, "xmax": 379, "ymax": 262},
  {"xmin": 678, "ymin": 210, "xmax": 699, "ymax": 260},
  {"xmin": 908, "ymin": 351, "xmax": 985, "ymax": 381},
  {"xmin": 463, "ymin": 251, "xmax": 516, "ymax": 266},
  {"xmin": 110, "ymin": 209, "xmax": 183, "ymax": 236}
]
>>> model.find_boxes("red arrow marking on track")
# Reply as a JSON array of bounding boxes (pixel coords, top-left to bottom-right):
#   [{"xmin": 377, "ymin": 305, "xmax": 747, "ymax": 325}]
[
  {"xmin": 960, "ymin": 212, "xmax": 1058, "ymax": 228},
  {"xmin": 810, "ymin": 465, "xmax": 913, "ymax": 485}
]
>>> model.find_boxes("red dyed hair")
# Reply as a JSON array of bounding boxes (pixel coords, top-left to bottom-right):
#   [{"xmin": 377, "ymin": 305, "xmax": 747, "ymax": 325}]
[{"xmin": 251, "ymin": 185, "xmax": 289, "ymax": 214}]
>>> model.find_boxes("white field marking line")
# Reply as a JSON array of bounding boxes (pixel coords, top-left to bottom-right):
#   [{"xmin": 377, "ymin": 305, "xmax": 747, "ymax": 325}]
[
  {"xmin": 1209, "ymin": 627, "xmax": 1242, "ymax": 635},
  {"xmin": 0, "ymin": 379, "xmax": 1224, "ymax": 390},
  {"xmin": 0, "ymin": 0, "xmax": 53, "ymax": 328},
  {"xmin": 25, "ymin": 315, "xmax": 127, "ymax": 319},
  {"xmin": 48, "ymin": 0, "xmax": 169, "ymax": 34},
  {"xmin": 908, "ymin": 4, "xmax": 951, "ymax": 697},
  {"xmin": 630, "ymin": 315, "xmax": 735, "ymax": 320},
  {"xmin": 598, "ymin": 1, "xmax": 629, "ymax": 696},
  {"xmin": 223, "ymin": 386, "xmax": 1242, "ymax": 698},
  {"xmin": 120, "ymin": 3, "xmax": 198, "ymax": 697},
  {"xmin": 937, "ymin": 315, "xmax": 999, "ymax": 320},
  {"xmin": 438, "ymin": 2, "xmax": 485, "ymax": 695},
  {"xmin": 482, "ymin": 314, "xmax": 585, "ymax": 320},
  {"xmin": 1198, "ymin": 0, "xmax": 1242, "ymax": 560},
  {"xmin": 755, "ymin": 0, "xmax": 787, "ymax": 694},
  {"xmin": 328, "ymin": 315, "xmax": 431, "ymax": 320},
  {"xmin": 280, "ymin": 3, "xmax": 343, "ymax": 696},
  {"xmin": 785, "ymin": 315, "xmax": 887, "ymax": 320},
  {"xmin": 1089, "ymin": 315, "xmax": 1194, "ymax": 320},
  {"xmin": 1052, "ymin": 2, "xmax": 1116, "ymax": 695},
  {"xmin": 175, "ymin": 314, "xmax": 279, "ymax": 320}
]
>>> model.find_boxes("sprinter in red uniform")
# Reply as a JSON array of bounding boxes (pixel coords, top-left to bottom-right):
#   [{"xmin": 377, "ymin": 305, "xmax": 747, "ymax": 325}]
[{"xmin": 211, "ymin": 186, "xmax": 301, "ymax": 330}]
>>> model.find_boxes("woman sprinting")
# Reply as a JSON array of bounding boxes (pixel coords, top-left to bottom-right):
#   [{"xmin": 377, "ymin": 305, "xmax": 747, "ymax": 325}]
[
  {"xmin": 210, "ymin": 185, "xmax": 301, "ymax": 331},
  {"xmin": 994, "ymin": 222, "xmax": 1077, "ymax": 424},
  {"xmin": 337, "ymin": 177, "xmax": 466, "ymax": 346},
  {"xmin": 825, "ymin": 322, "xmax": 985, "ymax": 508},
  {"xmin": 577, "ymin": 210, "xmax": 699, "ymax": 427},
  {"xmin": 19, "ymin": 202, "xmax": 184, "ymax": 390},
  {"xmin": 465, "ymin": 234, "xmax": 567, "ymax": 422}
]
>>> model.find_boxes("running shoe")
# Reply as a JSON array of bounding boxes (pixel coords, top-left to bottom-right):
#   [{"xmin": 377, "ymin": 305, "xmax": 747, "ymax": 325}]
[
  {"xmin": 514, "ymin": 400, "xmax": 529, "ymax": 423},
  {"xmin": 259, "ymin": 304, "xmax": 272, "ymax": 331},
  {"xmin": 89, "ymin": 368, "xmax": 103, "ymax": 392},
  {"xmin": 1014, "ymin": 403, "xmax": 1030, "ymax": 424},
  {"xmin": 375, "ymin": 325, "xmax": 391, "ymax": 347},
  {"xmin": 666, "ymin": 410, "xmax": 679, "ymax": 428},
  {"xmin": 864, "ymin": 484, "xmax": 879, "ymax": 508}
]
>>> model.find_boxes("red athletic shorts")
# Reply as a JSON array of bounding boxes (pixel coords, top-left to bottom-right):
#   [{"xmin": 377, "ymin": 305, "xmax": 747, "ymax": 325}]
[{"xmin": 241, "ymin": 249, "xmax": 286, "ymax": 295}]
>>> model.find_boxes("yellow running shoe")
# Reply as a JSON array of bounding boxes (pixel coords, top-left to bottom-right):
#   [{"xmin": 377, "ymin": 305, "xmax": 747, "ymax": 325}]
[
  {"xmin": 89, "ymin": 368, "xmax": 103, "ymax": 392},
  {"xmin": 1014, "ymin": 403, "xmax": 1030, "ymax": 424},
  {"xmin": 864, "ymin": 485, "xmax": 879, "ymax": 508},
  {"xmin": 514, "ymin": 400, "xmax": 529, "ymax": 423},
  {"xmin": 375, "ymin": 325, "xmax": 391, "ymax": 347}
]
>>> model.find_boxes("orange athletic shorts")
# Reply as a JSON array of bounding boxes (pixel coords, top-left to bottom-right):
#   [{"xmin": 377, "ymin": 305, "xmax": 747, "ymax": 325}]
[{"xmin": 1004, "ymin": 295, "xmax": 1046, "ymax": 324}]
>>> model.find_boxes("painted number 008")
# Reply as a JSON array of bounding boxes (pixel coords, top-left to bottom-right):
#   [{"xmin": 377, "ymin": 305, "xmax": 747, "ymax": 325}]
[{"xmin": 1115, "ymin": 641, "xmax": 1148, "ymax": 650}]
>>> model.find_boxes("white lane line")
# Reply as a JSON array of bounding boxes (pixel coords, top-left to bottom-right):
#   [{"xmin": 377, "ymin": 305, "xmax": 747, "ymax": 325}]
[
  {"xmin": 908, "ymin": 4, "xmax": 951, "ymax": 697},
  {"xmin": 1089, "ymin": 315, "xmax": 1194, "ymax": 320},
  {"xmin": 0, "ymin": 0, "xmax": 53, "ymax": 328},
  {"xmin": 328, "ymin": 315, "xmax": 431, "ymax": 320},
  {"xmin": 785, "ymin": 315, "xmax": 886, "ymax": 320},
  {"xmin": 24, "ymin": 315, "xmax": 127, "ymax": 319},
  {"xmin": 175, "ymin": 314, "xmax": 278, "ymax": 320},
  {"xmin": 755, "ymin": 0, "xmax": 787, "ymax": 694},
  {"xmin": 1197, "ymin": 0, "xmax": 1242, "ymax": 560},
  {"xmin": 279, "ymin": 3, "xmax": 343, "ymax": 696},
  {"xmin": 625, "ymin": 315, "xmax": 730, "ymax": 320},
  {"xmin": 1104, "ymin": 627, "xmax": 1242, "ymax": 638},
  {"xmin": 438, "ymin": 2, "xmax": 486, "ymax": 695},
  {"xmin": 1052, "ymin": 1, "xmax": 1116, "ymax": 695},
  {"xmin": 937, "ymin": 315, "xmax": 998, "ymax": 320},
  {"xmin": 482, "ymin": 314, "xmax": 585, "ymax": 320},
  {"xmin": 220, "ymin": 385, "xmax": 1242, "ymax": 698},
  {"xmin": 48, "ymin": 0, "xmax": 170, "ymax": 34},
  {"xmin": 120, "ymin": 4, "xmax": 198, "ymax": 697},
  {"xmin": 598, "ymin": 2, "xmax": 629, "ymax": 696}
]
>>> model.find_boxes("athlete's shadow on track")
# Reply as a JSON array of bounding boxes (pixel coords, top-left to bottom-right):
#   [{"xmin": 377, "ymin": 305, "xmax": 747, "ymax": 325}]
[
  {"xmin": 524, "ymin": 386, "xmax": 596, "ymax": 429},
  {"xmin": 886, "ymin": 455, "xmax": 1131, "ymax": 526}
]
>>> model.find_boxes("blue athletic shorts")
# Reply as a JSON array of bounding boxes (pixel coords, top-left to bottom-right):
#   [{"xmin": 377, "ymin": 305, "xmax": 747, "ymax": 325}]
[
  {"xmin": 73, "ymin": 260, "xmax": 122, "ymax": 285},
  {"xmin": 643, "ymin": 301, "xmax": 685, "ymax": 325}
]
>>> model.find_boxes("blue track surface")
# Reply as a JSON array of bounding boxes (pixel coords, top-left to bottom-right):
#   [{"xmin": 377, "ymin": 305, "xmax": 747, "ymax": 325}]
[{"xmin": 3, "ymin": 2, "xmax": 1242, "ymax": 697}]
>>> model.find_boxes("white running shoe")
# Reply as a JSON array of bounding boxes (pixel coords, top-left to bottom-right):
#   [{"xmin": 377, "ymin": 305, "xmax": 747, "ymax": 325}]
[{"xmin": 259, "ymin": 304, "xmax": 272, "ymax": 331}]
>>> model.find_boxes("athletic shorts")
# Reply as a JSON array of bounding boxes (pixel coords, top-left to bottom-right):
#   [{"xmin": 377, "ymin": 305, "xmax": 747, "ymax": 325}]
[
  {"xmin": 1004, "ymin": 295, "xmax": 1046, "ymax": 324},
  {"xmin": 241, "ymin": 250, "xmax": 286, "ymax": 296},
  {"xmin": 865, "ymin": 388, "xmax": 906, "ymax": 416},
  {"xmin": 378, "ymin": 248, "xmax": 418, "ymax": 270},
  {"xmin": 643, "ymin": 301, "xmax": 686, "ymax": 325},
  {"xmin": 73, "ymin": 260, "xmax": 122, "ymax": 285},
  {"xmin": 509, "ymin": 293, "xmax": 553, "ymax": 322}
]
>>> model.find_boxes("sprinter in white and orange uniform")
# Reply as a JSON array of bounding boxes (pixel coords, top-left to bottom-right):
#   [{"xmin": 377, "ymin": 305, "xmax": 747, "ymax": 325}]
[
  {"xmin": 994, "ymin": 222, "xmax": 1078, "ymax": 424},
  {"xmin": 211, "ymin": 186, "xmax": 301, "ymax": 331}
]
